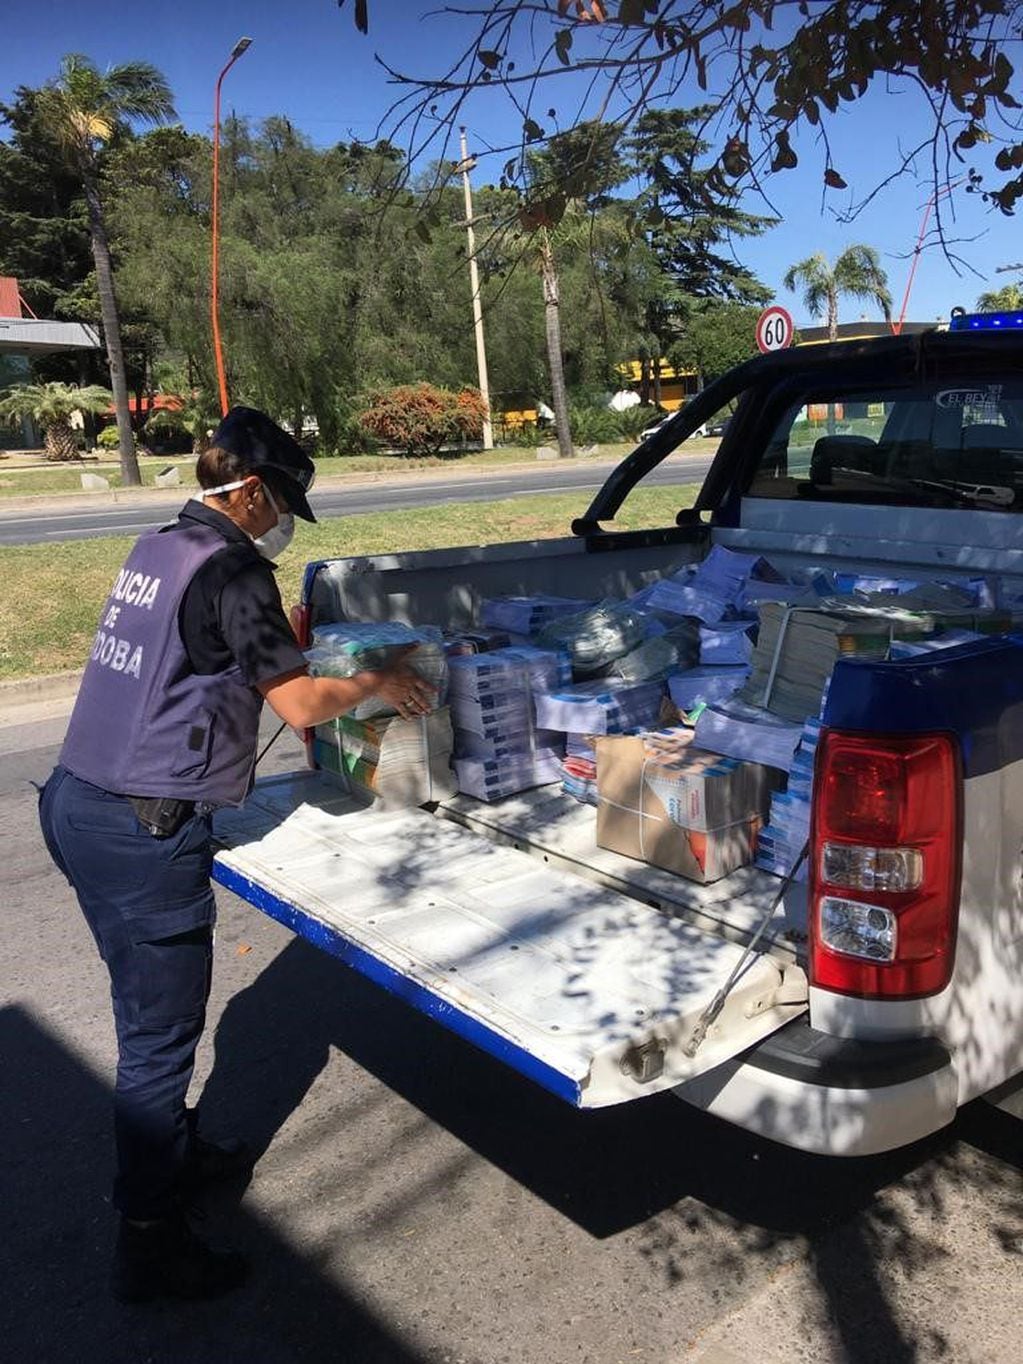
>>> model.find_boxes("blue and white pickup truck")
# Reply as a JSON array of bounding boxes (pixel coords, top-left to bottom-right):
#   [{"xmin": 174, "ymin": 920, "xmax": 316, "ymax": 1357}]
[{"xmin": 214, "ymin": 316, "xmax": 1023, "ymax": 1157}]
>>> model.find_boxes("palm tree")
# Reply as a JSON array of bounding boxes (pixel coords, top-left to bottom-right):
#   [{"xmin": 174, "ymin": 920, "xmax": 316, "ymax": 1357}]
[
  {"xmin": 144, "ymin": 391, "xmax": 220, "ymax": 454},
  {"xmin": 976, "ymin": 282, "xmax": 1023, "ymax": 312},
  {"xmin": 783, "ymin": 246, "xmax": 892, "ymax": 341},
  {"xmin": 0, "ymin": 382, "xmax": 114, "ymax": 461},
  {"xmin": 35, "ymin": 54, "xmax": 176, "ymax": 486}
]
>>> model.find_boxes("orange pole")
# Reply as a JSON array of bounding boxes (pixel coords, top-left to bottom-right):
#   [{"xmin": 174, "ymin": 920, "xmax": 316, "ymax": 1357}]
[
  {"xmin": 211, "ymin": 38, "xmax": 252, "ymax": 417},
  {"xmin": 893, "ymin": 179, "xmax": 961, "ymax": 336}
]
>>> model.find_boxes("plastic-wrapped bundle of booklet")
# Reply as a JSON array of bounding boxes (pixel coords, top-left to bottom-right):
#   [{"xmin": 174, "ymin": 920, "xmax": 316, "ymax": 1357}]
[
  {"xmin": 307, "ymin": 621, "xmax": 449, "ymax": 720},
  {"xmin": 535, "ymin": 600, "xmax": 649, "ymax": 675},
  {"xmin": 448, "ymin": 646, "xmax": 570, "ymax": 800}
]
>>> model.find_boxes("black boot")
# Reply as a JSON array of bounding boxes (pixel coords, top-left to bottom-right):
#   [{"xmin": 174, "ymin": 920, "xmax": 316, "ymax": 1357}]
[
  {"xmin": 182, "ymin": 1132, "xmax": 255, "ymax": 1192},
  {"xmin": 111, "ymin": 1212, "xmax": 249, "ymax": 1302}
]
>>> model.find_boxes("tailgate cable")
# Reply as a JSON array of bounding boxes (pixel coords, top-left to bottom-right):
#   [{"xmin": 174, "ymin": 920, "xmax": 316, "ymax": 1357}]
[
  {"xmin": 255, "ymin": 721, "xmax": 287, "ymax": 768},
  {"xmin": 682, "ymin": 839, "xmax": 809, "ymax": 1059}
]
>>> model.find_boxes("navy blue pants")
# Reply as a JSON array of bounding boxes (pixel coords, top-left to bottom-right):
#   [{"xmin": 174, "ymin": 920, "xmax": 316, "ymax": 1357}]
[{"xmin": 39, "ymin": 766, "xmax": 216, "ymax": 1221}]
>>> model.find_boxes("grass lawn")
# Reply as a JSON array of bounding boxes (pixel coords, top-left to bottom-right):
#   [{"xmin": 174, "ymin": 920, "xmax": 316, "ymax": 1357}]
[
  {"xmin": 0, "ymin": 485, "xmax": 699, "ymax": 680},
  {"xmin": 0, "ymin": 439, "xmax": 718, "ymax": 499}
]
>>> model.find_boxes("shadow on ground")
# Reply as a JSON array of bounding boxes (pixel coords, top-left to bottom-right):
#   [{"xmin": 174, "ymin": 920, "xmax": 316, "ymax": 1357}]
[{"xmin": 1, "ymin": 1002, "xmax": 430, "ymax": 1364}]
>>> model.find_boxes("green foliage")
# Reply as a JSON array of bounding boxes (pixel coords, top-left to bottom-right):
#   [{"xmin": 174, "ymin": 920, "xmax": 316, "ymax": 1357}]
[
  {"xmin": 363, "ymin": 2, "xmax": 1023, "ymax": 221},
  {"xmin": 357, "ymin": 383, "xmax": 488, "ymax": 457},
  {"xmin": 783, "ymin": 246, "xmax": 892, "ymax": 338},
  {"xmin": 567, "ymin": 403, "xmax": 626, "ymax": 445},
  {"xmin": 975, "ymin": 282, "xmax": 1023, "ymax": 311},
  {"xmin": 615, "ymin": 403, "xmax": 666, "ymax": 440},
  {"xmin": 0, "ymin": 381, "xmax": 113, "ymax": 425},
  {"xmin": 670, "ymin": 301, "xmax": 761, "ymax": 383},
  {"xmin": 96, "ymin": 423, "xmax": 121, "ymax": 449}
]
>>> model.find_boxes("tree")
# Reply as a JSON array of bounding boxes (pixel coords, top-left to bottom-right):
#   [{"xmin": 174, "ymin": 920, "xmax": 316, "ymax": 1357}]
[
  {"xmin": 783, "ymin": 246, "xmax": 892, "ymax": 340},
  {"xmin": 976, "ymin": 281, "xmax": 1023, "ymax": 310},
  {"xmin": 341, "ymin": 2, "xmax": 1023, "ymax": 237},
  {"xmin": 523, "ymin": 121, "xmax": 632, "ymax": 456},
  {"xmin": 0, "ymin": 87, "xmax": 94, "ymax": 326},
  {"xmin": 35, "ymin": 54, "xmax": 176, "ymax": 486},
  {"xmin": 0, "ymin": 382, "xmax": 113, "ymax": 461},
  {"xmin": 670, "ymin": 300, "xmax": 761, "ymax": 386}
]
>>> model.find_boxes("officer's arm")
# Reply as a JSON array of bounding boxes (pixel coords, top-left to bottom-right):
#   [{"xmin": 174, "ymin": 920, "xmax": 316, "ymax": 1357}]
[{"xmin": 257, "ymin": 662, "xmax": 434, "ymax": 726}]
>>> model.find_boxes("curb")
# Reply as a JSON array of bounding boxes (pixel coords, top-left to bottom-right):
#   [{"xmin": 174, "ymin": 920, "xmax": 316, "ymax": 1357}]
[{"xmin": 0, "ymin": 670, "xmax": 82, "ymax": 709}]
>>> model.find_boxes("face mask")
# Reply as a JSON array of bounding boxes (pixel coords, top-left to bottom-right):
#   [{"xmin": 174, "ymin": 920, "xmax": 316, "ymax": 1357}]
[
  {"xmin": 198, "ymin": 479, "xmax": 295, "ymax": 559},
  {"xmin": 250, "ymin": 485, "xmax": 295, "ymax": 560}
]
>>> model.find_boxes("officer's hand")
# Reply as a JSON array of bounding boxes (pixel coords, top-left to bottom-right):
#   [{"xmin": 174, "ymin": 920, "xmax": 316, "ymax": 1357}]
[{"xmin": 376, "ymin": 654, "xmax": 437, "ymax": 719}]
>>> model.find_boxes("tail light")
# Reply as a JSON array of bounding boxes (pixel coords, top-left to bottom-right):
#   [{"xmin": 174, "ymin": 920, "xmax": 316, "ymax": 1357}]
[
  {"xmin": 292, "ymin": 603, "xmax": 311, "ymax": 649},
  {"xmin": 809, "ymin": 730, "xmax": 962, "ymax": 999}
]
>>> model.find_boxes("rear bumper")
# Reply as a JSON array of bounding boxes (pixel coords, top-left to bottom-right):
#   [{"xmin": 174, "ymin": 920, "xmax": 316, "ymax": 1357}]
[{"xmin": 674, "ymin": 1016, "xmax": 957, "ymax": 1156}]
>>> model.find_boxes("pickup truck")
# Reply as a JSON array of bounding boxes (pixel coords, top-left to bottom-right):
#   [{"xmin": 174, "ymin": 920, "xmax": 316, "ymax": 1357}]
[{"xmin": 214, "ymin": 319, "xmax": 1023, "ymax": 1158}]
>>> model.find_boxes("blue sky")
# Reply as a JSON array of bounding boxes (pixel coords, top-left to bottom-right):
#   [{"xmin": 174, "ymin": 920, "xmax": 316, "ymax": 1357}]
[{"xmin": 4, "ymin": 0, "xmax": 1021, "ymax": 328}]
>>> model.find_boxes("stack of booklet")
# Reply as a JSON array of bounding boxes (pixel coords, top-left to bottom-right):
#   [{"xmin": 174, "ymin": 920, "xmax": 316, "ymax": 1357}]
[
  {"xmin": 755, "ymin": 719, "xmax": 820, "ymax": 880},
  {"xmin": 448, "ymin": 646, "xmax": 569, "ymax": 800},
  {"xmin": 667, "ymin": 665, "xmax": 751, "ymax": 713},
  {"xmin": 643, "ymin": 545, "xmax": 784, "ymax": 623},
  {"xmin": 740, "ymin": 603, "xmax": 901, "ymax": 723},
  {"xmin": 534, "ymin": 678, "xmax": 665, "ymax": 736},
  {"xmin": 699, "ymin": 620, "xmax": 755, "ymax": 666},
  {"xmin": 313, "ymin": 709, "xmax": 456, "ymax": 809},
  {"xmin": 559, "ymin": 754, "xmax": 599, "ymax": 805},
  {"xmin": 480, "ymin": 595, "xmax": 590, "ymax": 637},
  {"xmin": 693, "ymin": 695, "xmax": 803, "ymax": 770}
]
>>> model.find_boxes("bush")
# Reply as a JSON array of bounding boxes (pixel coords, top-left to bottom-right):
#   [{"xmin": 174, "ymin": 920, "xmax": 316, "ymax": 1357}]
[
  {"xmin": 96, "ymin": 424, "xmax": 121, "ymax": 450},
  {"xmin": 616, "ymin": 404, "xmax": 666, "ymax": 441},
  {"xmin": 357, "ymin": 383, "xmax": 488, "ymax": 458},
  {"xmin": 568, "ymin": 404, "xmax": 626, "ymax": 446}
]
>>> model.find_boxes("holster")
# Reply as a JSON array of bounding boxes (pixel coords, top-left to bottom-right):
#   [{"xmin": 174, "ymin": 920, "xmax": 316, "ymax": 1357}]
[{"xmin": 127, "ymin": 795, "xmax": 196, "ymax": 839}]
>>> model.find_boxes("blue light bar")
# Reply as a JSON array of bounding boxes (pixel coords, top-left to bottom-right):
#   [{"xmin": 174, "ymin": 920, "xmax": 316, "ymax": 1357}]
[{"xmin": 949, "ymin": 309, "xmax": 1023, "ymax": 331}]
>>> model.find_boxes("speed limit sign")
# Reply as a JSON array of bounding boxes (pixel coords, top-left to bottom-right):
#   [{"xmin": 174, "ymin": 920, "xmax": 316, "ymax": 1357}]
[{"xmin": 756, "ymin": 305, "xmax": 794, "ymax": 353}]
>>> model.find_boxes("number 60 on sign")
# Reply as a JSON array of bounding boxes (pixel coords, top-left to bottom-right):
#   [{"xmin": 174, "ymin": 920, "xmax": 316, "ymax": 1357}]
[{"xmin": 756, "ymin": 306, "xmax": 794, "ymax": 353}]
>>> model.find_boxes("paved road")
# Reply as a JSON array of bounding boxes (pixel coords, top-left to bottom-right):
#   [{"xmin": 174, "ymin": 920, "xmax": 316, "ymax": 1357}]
[
  {"xmin": 2, "ymin": 705, "xmax": 1021, "ymax": 1363},
  {"xmin": 0, "ymin": 456, "xmax": 713, "ymax": 545}
]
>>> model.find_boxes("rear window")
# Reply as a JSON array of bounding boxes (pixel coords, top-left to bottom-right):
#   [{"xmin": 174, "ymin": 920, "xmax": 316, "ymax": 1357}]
[{"xmin": 748, "ymin": 376, "xmax": 1023, "ymax": 510}]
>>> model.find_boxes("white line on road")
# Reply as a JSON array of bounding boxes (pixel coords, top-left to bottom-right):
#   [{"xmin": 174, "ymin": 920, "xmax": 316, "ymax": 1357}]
[{"xmin": 44, "ymin": 522, "xmax": 163, "ymax": 539}]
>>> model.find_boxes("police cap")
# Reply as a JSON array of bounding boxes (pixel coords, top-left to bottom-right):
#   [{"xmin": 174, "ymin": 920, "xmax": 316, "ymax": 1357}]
[{"xmin": 210, "ymin": 406, "xmax": 317, "ymax": 521}]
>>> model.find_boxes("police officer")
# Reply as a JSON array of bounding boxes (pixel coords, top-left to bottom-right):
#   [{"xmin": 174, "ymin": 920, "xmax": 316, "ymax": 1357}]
[{"xmin": 38, "ymin": 407, "xmax": 433, "ymax": 1302}]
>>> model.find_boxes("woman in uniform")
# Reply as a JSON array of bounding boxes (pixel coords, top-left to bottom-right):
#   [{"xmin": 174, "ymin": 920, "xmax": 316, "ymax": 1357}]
[{"xmin": 38, "ymin": 406, "xmax": 434, "ymax": 1302}]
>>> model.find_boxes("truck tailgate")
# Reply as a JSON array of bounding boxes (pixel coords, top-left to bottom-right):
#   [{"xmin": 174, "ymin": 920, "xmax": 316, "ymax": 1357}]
[{"xmin": 213, "ymin": 773, "xmax": 807, "ymax": 1108}]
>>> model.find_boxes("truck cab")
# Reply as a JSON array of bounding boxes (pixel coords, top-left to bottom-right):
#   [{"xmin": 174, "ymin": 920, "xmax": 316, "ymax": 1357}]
[{"xmin": 214, "ymin": 321, "xmax": 1023, "ymax": 1156}]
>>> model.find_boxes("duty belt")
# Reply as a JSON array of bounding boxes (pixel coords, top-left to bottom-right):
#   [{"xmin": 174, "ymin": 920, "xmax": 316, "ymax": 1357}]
[{"xmin": 126, "ymin": 794, "xmax": 196, "ymax": 838}]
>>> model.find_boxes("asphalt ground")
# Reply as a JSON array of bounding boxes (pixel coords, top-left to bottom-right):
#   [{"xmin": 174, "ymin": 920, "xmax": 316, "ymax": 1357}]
[
  {"xmin": 2, "ymin": 702, "xmax": 1022, "ymax": 1363},
  {"xmin": 0, "ymin": 455, "xmax": 715, "ymax": 545}
]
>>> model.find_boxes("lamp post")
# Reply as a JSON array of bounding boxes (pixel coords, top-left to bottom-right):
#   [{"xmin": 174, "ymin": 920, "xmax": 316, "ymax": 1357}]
[
  {"xmin": 458, "ymin": 127, "xmax": 493, "ymax": 449},
  {"xmin": 212, "ymin": 36, "xmax": 252, "ymax": 417}
]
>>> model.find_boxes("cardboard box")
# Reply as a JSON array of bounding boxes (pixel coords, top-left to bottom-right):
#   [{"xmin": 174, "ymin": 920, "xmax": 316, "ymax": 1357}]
[
  {"xmin": 313, "ymin": 707, "xmax": 455, "ymax": 809},
  {"xmin": 595, "ymin": 733, "xmax": 779, "ymax": 883}
]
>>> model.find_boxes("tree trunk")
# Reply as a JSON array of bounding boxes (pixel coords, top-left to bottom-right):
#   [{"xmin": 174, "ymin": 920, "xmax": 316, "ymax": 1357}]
[
  {"xmin": 83, "ymin": 172, "xmax": 141, "ymax": 486},
  {"xmin": 539, "ymin": 229, "xmax": 573, "ymax": 460},
  {"xmin": 827, "ymin": 289, "xmax": 838, "ymax": 342},
  {"xmin": 640, "ymin": 355, "xmax": 651, "ymax": 406},
  {"xmin": 44, "ymin": 419, "xmax": 79, "ymax": 462},
  {"xmin": 653, "ymin": 358, "xmax": 662, "ymax": 409}
]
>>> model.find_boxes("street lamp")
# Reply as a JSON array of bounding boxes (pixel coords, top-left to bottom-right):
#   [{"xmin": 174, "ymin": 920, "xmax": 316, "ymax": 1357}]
[{"xmin": 211, "ymin": 36, "xmax": 252, "ymax": 416}]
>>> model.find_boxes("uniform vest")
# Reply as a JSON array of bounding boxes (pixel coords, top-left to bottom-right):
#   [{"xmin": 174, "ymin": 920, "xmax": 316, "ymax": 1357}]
[{"xmin": 60, "ymin": 520, "xmax": 265, "ymax": 807}]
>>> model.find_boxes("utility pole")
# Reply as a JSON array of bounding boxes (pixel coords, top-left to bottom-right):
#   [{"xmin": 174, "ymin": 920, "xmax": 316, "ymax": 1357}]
[{"xmin": 458, "ymin": 127, "xmax": 493, "ymax": 450}]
